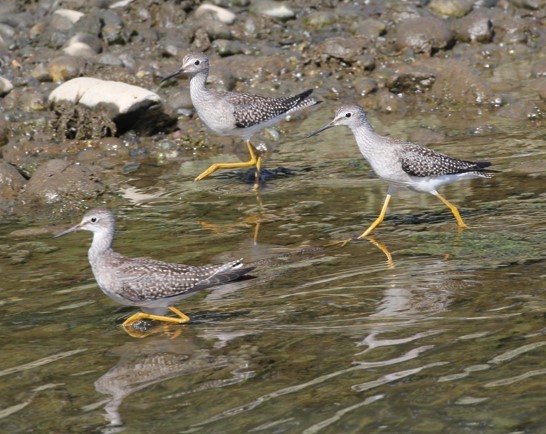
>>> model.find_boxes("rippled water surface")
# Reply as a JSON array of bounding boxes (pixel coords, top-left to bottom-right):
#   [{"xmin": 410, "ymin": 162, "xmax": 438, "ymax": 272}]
[{"xmin": 1, "ymin": 111, "xmax": 545, "ymax": 433}]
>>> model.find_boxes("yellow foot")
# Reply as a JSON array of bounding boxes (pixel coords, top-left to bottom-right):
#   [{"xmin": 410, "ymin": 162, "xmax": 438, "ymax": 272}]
[
  {"xmin": 122, "ymin": 307, "xmax": 191, "ymax": 328},
  {"xmin": 194, "ymin": 141, "xmax": 261, "ymax": 182},
  {"xmin": 324, "ymin": 238, "xmax": 353, "ymax": 248},
  {"xmin": 122, "ymin": 323, "xmax": 186, "ymax": 339}
]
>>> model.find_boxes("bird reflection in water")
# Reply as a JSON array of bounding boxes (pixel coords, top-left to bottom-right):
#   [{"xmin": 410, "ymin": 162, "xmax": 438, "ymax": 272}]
[
  {"xmin": 92, "ymin": 333, "xmax": 254, "ymax": 432},
  {"xmin": 199, "ymin": 190, "xmax": 266, "ymax": 244}
]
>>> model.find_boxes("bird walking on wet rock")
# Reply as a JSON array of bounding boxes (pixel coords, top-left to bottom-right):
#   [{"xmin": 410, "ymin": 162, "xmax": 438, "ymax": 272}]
[
  {"xmin": 306, "ymin": 104, "xmax": 497, "ymax": 239},
  {"xmin": 161, "ymin": 52, "xmax": 320, "ymax": 189},
  {"xmin": 54, "ymin": 208, "xmax": 254, "ymax": 330}
]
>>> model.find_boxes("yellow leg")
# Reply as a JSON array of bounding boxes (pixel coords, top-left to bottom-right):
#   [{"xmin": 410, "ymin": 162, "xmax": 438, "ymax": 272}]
[
  {"xmin": 122, "ymin": 306, "xmax": 190, "ymax": 327},
  {"xmin": 435, "ymin": 193, "xmax": 468, "ymax": 228},
  {"xmin": 253, "ymin": 154, "xmax": 262, "ymax": 191},
  {"xmin": 195, "ymin": 141, "xmax": 260, "ymax": 181},
  {"xmin": 357, "ymin": 194, "xmax": 392, "ymax": 239}
]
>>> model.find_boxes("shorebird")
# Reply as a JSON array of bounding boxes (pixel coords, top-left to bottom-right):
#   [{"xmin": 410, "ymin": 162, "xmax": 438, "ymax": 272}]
[
  {"xmin": 161, "ymin": 52, "xmax": 320, "ymax": 189},
  {"xmin": 306, "ymin": 104, "xmax": 497, "ymax": 239},
  {"xmin": 54, "ymin": 208, "xmax": 254, "ymax": 329}
]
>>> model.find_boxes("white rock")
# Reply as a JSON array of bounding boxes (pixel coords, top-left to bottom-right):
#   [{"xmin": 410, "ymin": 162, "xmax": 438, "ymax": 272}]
[
  {"xmin": 63, "ymin": 42, "xmax": 96, "ymax": 58},
  {"xmin": 251, "ymin": 0, "xmax": 295, "ymax": 20},
  {"xmin": 195, "ymin": 4, "xmax": 236, "ymax": 24},
  {"xmin": 110, "ymin": 0, "xmax": 134, "ymax": 8},
  {"xmin": 53, "ymin": 9, "xmax": 84, "ymax": 24},
  {"xmin": 0, "ymin": 76, "xmax": 14, "ymax": 97},
  {"xmin": 48, "ymin": 77, "xmax": 161, "ymax": 115}
]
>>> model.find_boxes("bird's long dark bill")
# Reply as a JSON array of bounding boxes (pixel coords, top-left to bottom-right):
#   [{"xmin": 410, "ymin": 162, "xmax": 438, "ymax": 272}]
[
  {"xmin": 305, "ymin": 121, "xmax": 335, "ymax": 138},
  {"xmin": 53, "ymin": 224, "xmax": 82, "ymax": 238},
  {"xmin": 160, "ymin": 68, "xmax": 183, "ymax": 84}
]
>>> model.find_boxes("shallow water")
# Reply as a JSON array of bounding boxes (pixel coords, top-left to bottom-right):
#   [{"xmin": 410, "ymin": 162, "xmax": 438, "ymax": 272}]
[{"xmin": 1, "ymin": 110, "xmax": 545, "ymax": 433}]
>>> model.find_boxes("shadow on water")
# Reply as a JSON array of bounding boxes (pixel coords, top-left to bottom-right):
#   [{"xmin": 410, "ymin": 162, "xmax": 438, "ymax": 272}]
[{"xmin": 1, "ymin": 113, "xmax": 545, "ymax": 432}]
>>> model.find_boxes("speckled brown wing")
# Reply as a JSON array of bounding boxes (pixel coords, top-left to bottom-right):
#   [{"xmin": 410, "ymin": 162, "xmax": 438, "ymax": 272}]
[
  {"xmin": 227, "ymin": 89, "xmax": 317, "ymax": 129},
  {"xmin": 114, "ymin": 258, "xmax": 247, "ymax": 302},
  {"xmin": 400, "ymin": 144, "xmax": 493, "ymax": 177}
]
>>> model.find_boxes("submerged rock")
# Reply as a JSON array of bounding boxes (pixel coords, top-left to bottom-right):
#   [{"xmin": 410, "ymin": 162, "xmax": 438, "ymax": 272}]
[{"xmin": 17, "ymin": 159, "xmax": 106, "ymax": 211}]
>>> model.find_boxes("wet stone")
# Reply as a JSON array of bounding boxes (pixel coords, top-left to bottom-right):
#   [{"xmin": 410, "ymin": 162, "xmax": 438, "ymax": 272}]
[
  {"xmin": 314, "ymin": 36, "xmax": 367, "ymax": 64},
  {"xmin": 63, "ymin": 41, "xmax": 96, "ymax": 58},
  {"xmin": 212, "ymin": 39, "xmax": 246, "ymax": 57},
  {"xmin": 355, "ymin": 54, "xmax": 376, "ymax": 71},
  {"xmin": 0, "ymin": 117, "xmax": 9, "ymax": 146},
  {"xmin": 152, "ymin": 2, "xmax": 185, "ymax": 29},
  {"xmin": 366, "ymin": 88, "xmax": 408, "ymax": 113},
  {"xmin": 0, "ymin": 76, "xmax": 13, "ymax": 97},
  {"xmin": 21, "ymin": 90, "xmax": 48, "ymax": 112},
  {"xmin": 18, "ymin": 159, "xmax": 105, "ymax": 209},
  {"xmin": 452, "ymin": 10, "xmax": 494, "ymax": 43},
  {"xmin": 48, "ymin": 55, "xmax": 86, "ymax": 82},
  {"xmin": 51, "ymin": 101, "xmax": 117, "ymax": 140},
  {"xmin": 394, "ymin": 17, "xmax": 454, "ymax": 55},
  {"xmin": 195, "ymin": 4, "xmax": 236, "ymax": 24},
  {"xmin": 70, "ymin": 9, "xmax": 102, "ymax": 37},
  {"xmin": 66, "ymin": 33, "xmax": 102, "ymax": 54},
  {"xmin": 30, "ymin": 63, "xmax": 52, "ymax": 82},
  {"xmin": 497, "ymin": 99, "xmax": 541, "ymax": 120},
  {"xmin": 508, "ymin": 0, "xmax": 545, "ymax": 9},
  {"xmin": 96, "ymin": 53, "xmax": 123, "ymax": 66},
  {"xmin": 428, "ymin": 0, "xmax": 474, "ymax": 17},
  {"xmin": 351, "ymin": 18, "xmax": 387, "ymax": 40},
  {"xmin": 50, "ymin": 9, "xmax": 84, "ymax": 30},
  {"xmin": 0, "ymin": 161, "xmax": 26, "ymax": 201},
  {"xmin": 487, "ymin": 9, "xmax": 529, "ymax": 43},
  {"xmin": 250, "ymin": 0, "xmax": 295, "ymax": 21},
  {"xmin": 304, "ymin": 11, "xmax": 337, "ymax": 31},
  {"xmin": 201, "ymin": 16, "xmax": 234, "ymax": 41},
  {"xmin": 530, "ymin": 60, "xmax": 546, "ymax": 77},
  {"xmin": 387, "ymin": 64, "xmax": 437, "ymax": 94},
  {"xmin": 537, "ymin": 78, "xmax": 546, "ymax": 101},
  {"xmin": 429, "ymin": 58, "xmax": 494, "ymax": 105},
  {"xmin": 100, "ymin": 10, "xmax": 128, "ymax": 46},
  {"xmin": 49, "ymin": 77, "xmax": 175, "ymax": 136}
]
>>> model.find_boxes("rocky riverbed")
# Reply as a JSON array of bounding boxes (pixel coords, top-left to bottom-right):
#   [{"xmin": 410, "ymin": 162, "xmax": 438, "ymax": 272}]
[{"xmin": 0, "ymin": 0, "xmax": 544, "ymax": 218}]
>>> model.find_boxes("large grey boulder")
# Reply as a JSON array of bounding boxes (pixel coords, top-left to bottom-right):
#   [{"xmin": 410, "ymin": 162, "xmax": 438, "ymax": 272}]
[{"xmin": 48, "ymin": 77, "xmax": 176, "ymax": 135}]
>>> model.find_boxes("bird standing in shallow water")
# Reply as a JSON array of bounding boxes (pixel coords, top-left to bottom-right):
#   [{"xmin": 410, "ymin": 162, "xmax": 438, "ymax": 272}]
[
  {"xmin": 161, "ymin": 52, "xmax": 320, "ymax": 189},
  {"xmin": 306, "ymin": 104, "xmax": 497, "ymax": 239},
  {"xmin": 54, "ymin": 208, "xmax": 254, "ymax": 330}
]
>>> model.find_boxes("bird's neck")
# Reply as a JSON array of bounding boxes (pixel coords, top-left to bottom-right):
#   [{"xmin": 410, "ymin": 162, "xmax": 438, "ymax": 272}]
[
  {"xmin": 189, "ymin": 69, "xmax": 210, "ymax": 100},
  {"xmin": 88, "ymin": 231, "xmax": 114, "ymax": 263},
  {"xmin": 351, "ymin": 123, "xmax": 382, "ymax": 159}
]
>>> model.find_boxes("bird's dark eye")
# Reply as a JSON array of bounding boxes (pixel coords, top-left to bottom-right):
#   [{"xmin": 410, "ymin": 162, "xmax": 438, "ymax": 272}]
[
  {"xmin": 90, "ymin": 217, "xmax": 97, "ymax": 223},
  {"xmin": 194, "ymin": 60, "xmax": 200, "ymax": 66},
  {"xmin": 345, "ymin": 113, "xmax": 352, "ymax": 118}
]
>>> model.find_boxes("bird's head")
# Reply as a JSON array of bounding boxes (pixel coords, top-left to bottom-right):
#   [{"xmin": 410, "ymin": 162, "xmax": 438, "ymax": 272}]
[
  {"xmin": 306, "ymin": 104, "xmax": 370, "ymax": 138},
  {"xmin": 160, "ymin": 52, "xmax": 209, "ymax": 83},
  {"xmin": 54, "ymin": 208, "xmax": 115, "ymax": 238}
]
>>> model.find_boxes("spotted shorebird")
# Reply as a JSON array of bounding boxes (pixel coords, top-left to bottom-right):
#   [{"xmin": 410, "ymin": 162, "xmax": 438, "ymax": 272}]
[
  {"xmin": 306, "ymin": 104, "xmax": 497, "ymax": 239},
  {"xmin": 161, "ymin": 52, "xmax": 320, "ymax": 188},
  {"xmin": 54, "ymin": 208, "xmax": 254, "ymax": 329}
]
